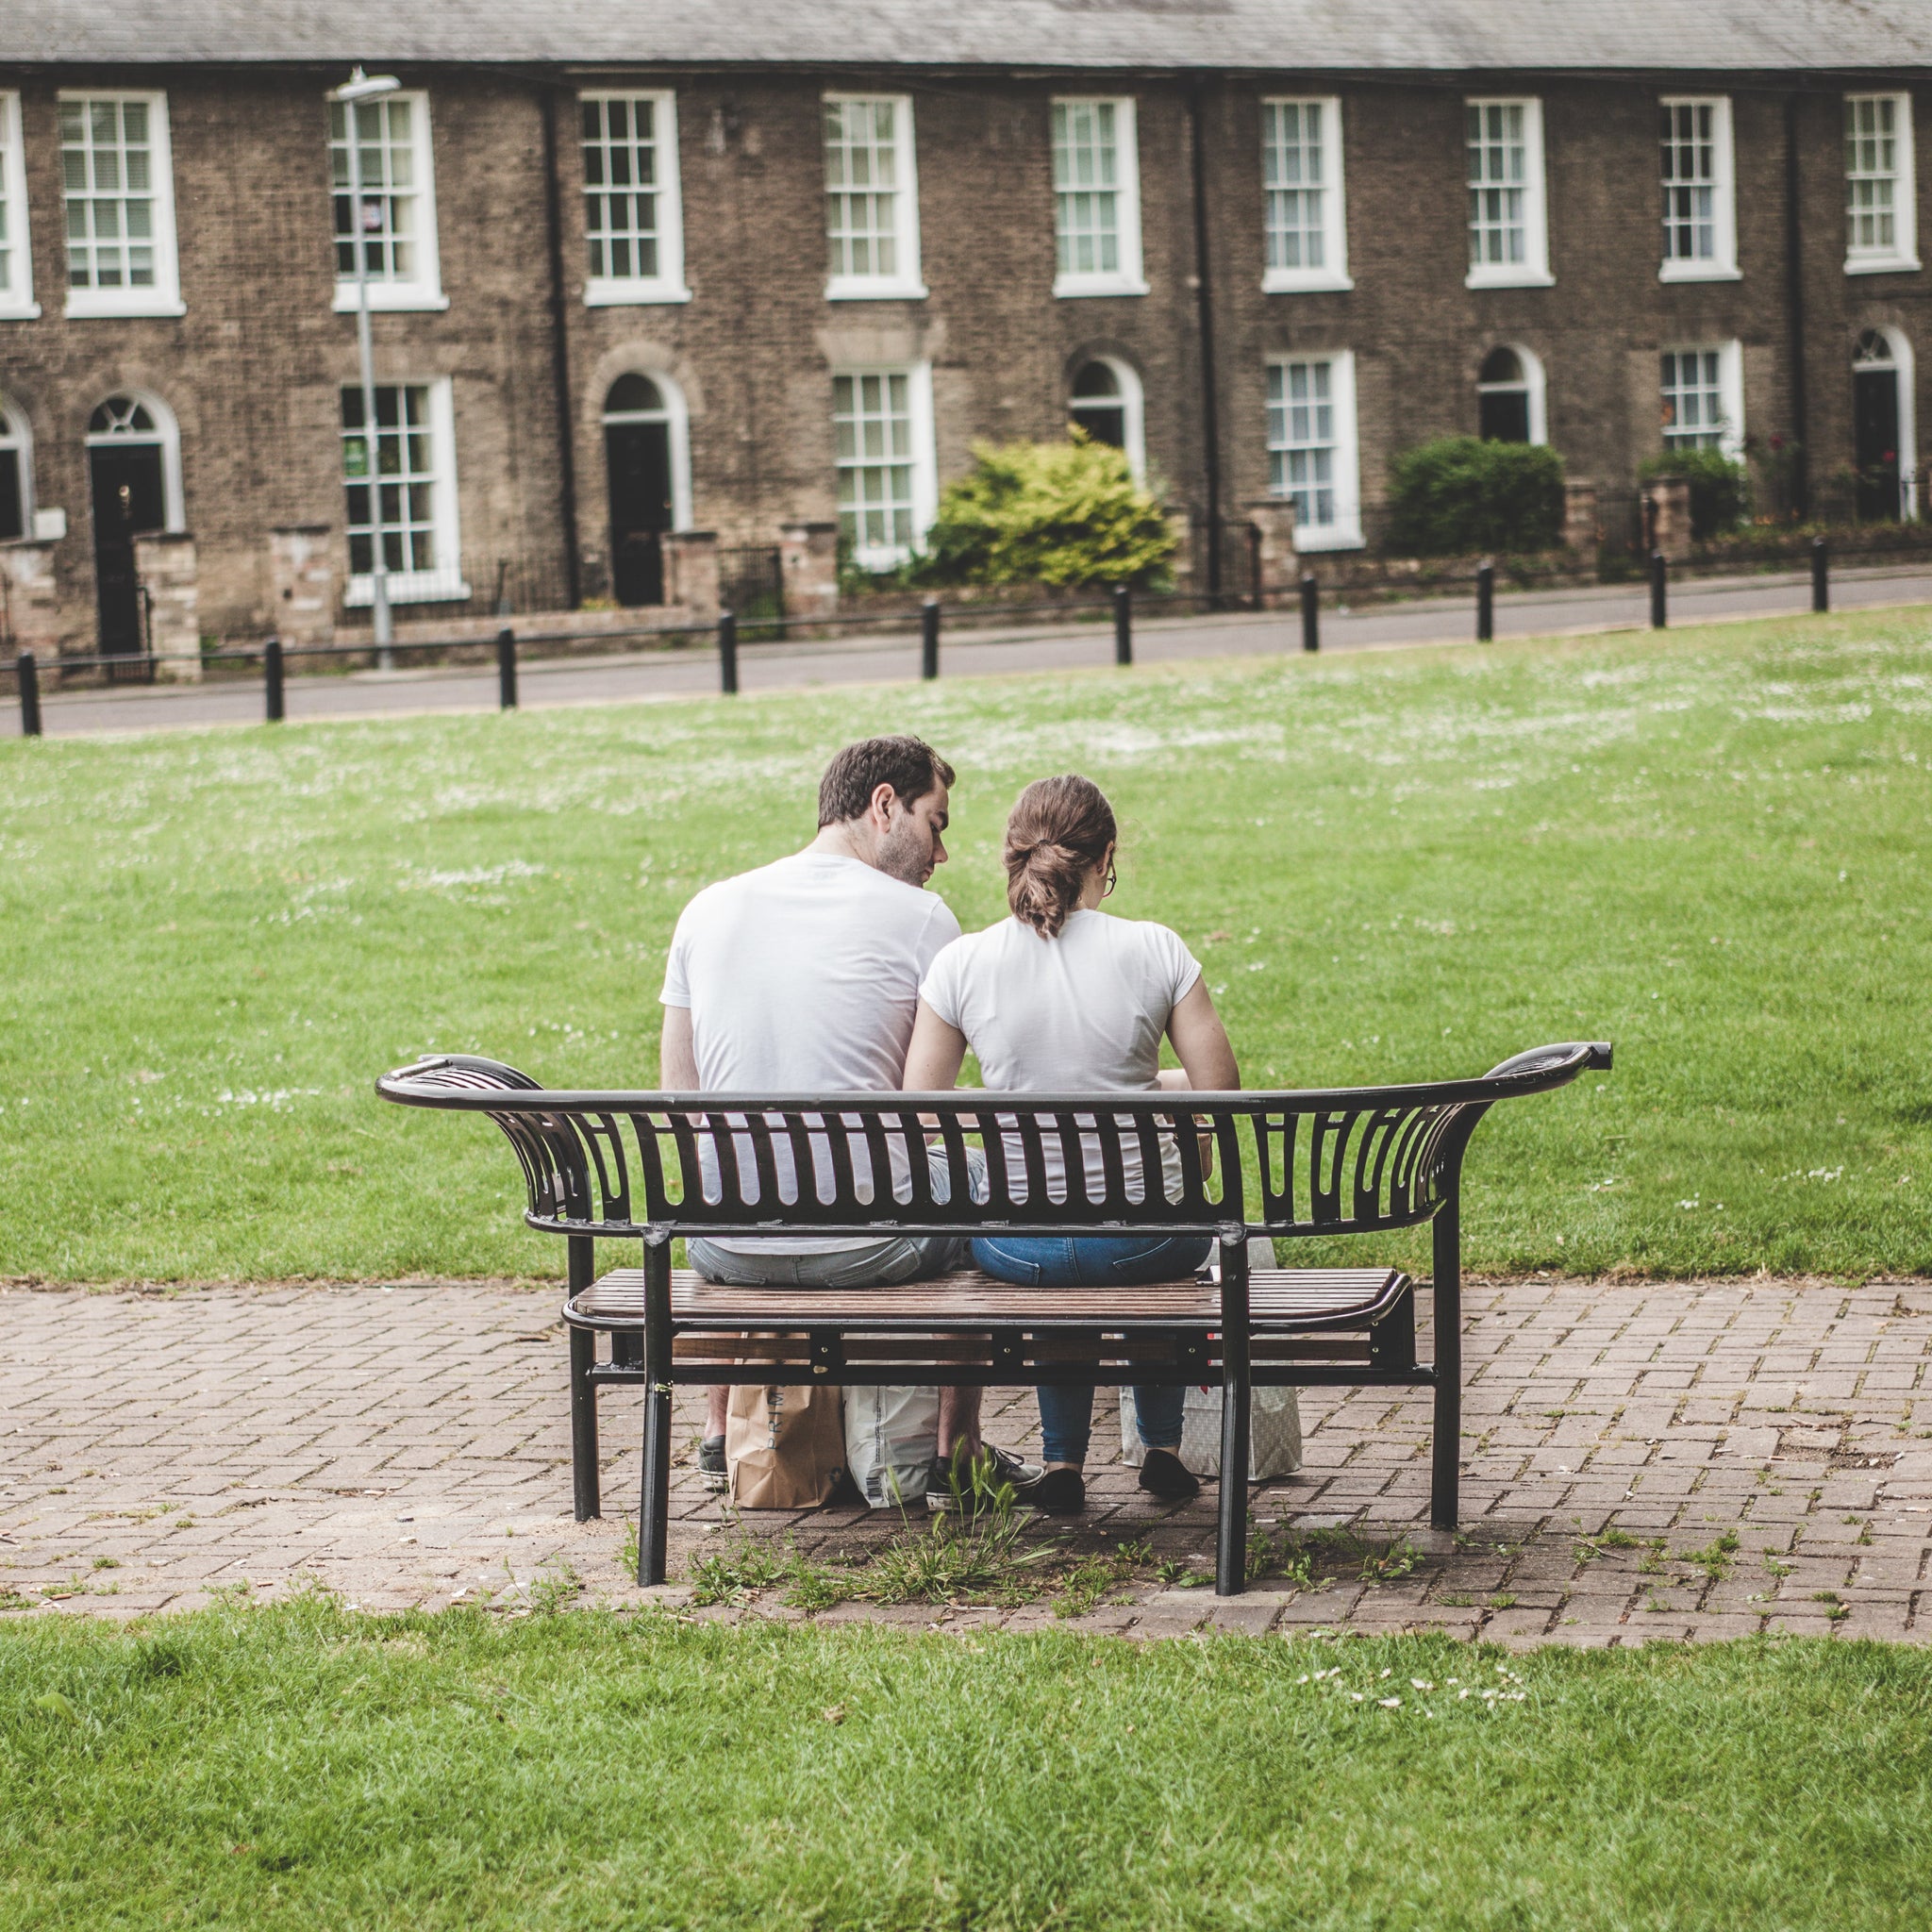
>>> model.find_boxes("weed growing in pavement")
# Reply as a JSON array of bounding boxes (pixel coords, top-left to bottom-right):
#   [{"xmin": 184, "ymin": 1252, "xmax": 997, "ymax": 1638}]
[{"xmin": 1681, "ymin": 1531, "xmax": 1741, "ymax": 1582}]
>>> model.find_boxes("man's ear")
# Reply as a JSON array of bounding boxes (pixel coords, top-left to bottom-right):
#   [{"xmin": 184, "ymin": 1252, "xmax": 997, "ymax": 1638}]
[{"xmin": 870, "ymin": 782, "xmax": 898, "ymax": 825}]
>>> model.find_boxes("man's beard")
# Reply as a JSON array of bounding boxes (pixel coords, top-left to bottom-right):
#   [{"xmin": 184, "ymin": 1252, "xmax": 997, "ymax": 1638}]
[{"xmin": 874, "ymin": 817, "xmax": 932, "ymax": 886}]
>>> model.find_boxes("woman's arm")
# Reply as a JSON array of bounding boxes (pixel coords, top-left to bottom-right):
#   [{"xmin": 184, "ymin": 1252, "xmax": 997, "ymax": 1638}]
[
  {"xmin": 1167, "ymin": 977, "xmax": 1241, "ymax": 1091},
  {"xmin": 902, "ymin": 998, "xmax": 970, "ymax": 1093}
]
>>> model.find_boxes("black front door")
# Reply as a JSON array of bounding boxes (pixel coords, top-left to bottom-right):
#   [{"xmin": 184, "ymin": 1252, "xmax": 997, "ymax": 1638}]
[
  {"xmin": 90, "ymin": 443, "xmax": 166, "ymax": 654},
  {"xmin": 1854, "ymin": 369, "xmax": 1902, "ymax": 522},
  {"xmin": 606, "ymin": 421, "xmax": 673, "ymax": 606}
]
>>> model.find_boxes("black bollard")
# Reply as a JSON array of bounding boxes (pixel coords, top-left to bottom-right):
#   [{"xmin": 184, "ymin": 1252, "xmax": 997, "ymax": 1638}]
[
  {"xmin": 1811, "ymin": 536, "xmax": 1829, "ymax": 614},
  {"xmin": 921, "ymin": 598, "xmax": 940, "ymax": 680},
  {"xmin": 496, "ymin": 626, "xmax": 518, "ymax": 708},
  {"xmin": 263, "ymin": 636, "xmax": 285, "ymax": 724},
  {"xmin": 1475, "ymin": 560, "xmax": 1495, "ymax": 642},
  {"xmin": 1649, "ymin": 550, "xmax": 1668, "ymax": 630},
  {"xmin": 1247, "ymin": 524, "xmax": 1264, "ymax": 612},
  {"xmin": 16, "ymin": 650, "xmax": 42, "ymax": 738},
  {"xmin": 1113, "ymin": 585, "xmax": 1132, "ymax": 666},
  {"xmin": 1300, "ymin": 572, "xmax": 1320, "ymax": 653},
  {"xmin": 718, "ymin": 610, "xmax": 739, "ymax": 695}
]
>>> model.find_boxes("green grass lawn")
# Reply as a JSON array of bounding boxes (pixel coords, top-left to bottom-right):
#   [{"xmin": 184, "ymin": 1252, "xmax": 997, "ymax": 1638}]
[
  {"xmin": 3, "ymin": 1606, "xmax": 1928, "ymax": 1929},
  {"xmin": 3, "ymin": 609, "xmax": 1929, "ymax": 1282}
]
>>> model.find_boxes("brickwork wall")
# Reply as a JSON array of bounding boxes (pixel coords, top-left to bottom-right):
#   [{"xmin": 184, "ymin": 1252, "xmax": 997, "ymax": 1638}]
[{"xmin": 0, "ymin": 64, "xmax": 1924, "ymax": 647}]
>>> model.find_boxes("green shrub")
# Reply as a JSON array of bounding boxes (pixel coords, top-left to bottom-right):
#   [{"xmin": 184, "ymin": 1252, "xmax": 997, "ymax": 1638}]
[
  {"xmin": 1639, "ymin": 447, "xmax": 1752, "ymax": 539},
  {"xmin": 915, "ymin": 432, "xmax": 1175, "ymax": 589},
  {"xmin": 1384, "ymin": 437, "xmax": 1565, "ymax": 556}
]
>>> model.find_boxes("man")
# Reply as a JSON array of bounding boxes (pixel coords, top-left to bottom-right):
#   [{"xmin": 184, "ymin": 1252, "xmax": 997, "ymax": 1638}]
[{"xmin": 658, "ymin": 734, "xmax": 1034, "ymax": 1504}]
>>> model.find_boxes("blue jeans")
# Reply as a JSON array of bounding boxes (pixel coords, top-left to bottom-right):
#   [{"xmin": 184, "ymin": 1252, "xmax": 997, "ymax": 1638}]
[{"xmin": 970, "ymin": 1234, "xmax": 1212, "ymax": 1466}]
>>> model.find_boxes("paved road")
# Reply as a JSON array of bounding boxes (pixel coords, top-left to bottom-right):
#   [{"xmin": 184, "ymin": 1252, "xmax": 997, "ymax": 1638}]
[
  {"xmin": 16, "ymin": 561, "xmax": 1932, "ymax": 738},
  {"xmin": 3, "ymin": 1274, "xmax": 1927, "ymax": 1641}
]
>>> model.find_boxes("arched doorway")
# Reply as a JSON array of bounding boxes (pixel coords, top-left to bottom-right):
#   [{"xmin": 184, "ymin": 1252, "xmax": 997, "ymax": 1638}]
[
  {"xmin": 603, "ymin": 374, "xmax": 689, "ymax": 607},
  {"xmin": 1476, "ymin": 345, "xmax": 1546, "ymax": 444},
  {"xmin": 1853, "ymin": 328, "xmax": 1915, "ymax": 522},
  {"xmin": 85, "ymin": 391, "xmax": 181, "ymax": 656},
  {"xmin": 1068, "ymin": 356, "xmax": 1145, "ymax": 477}
]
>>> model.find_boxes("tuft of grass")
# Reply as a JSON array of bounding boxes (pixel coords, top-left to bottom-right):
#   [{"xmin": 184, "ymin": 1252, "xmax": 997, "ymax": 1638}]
[
  {"xmin": 3, "ymin": 1605, "xmax": 1932, "ymax": 1928},
  {"xmin": 6, "ymin": 614, "xmax": 1932, "ymax": 1282}
]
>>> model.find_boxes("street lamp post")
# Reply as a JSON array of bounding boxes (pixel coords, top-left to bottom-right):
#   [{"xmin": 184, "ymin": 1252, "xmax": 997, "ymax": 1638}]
[{"xmin": 333, "ymin": 68, "xmax": 401, "ymax": 671}]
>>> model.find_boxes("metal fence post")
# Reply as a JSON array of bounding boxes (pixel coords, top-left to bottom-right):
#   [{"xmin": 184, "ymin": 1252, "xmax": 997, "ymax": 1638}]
[
  {"xmin": 1247, "ymin": 524, "xmax": 1264, "ymax": 612},
  {"xmin": 1475, "ymin": 560, "xmax": 1494, "ymax": 642},
  {"xmin": 718, "ymin": 610, "xmax": 739, "ymax": 695},
  {"xmin": 1300, "ymin": 572, "xmax": 1320, "ymax": 653},
  {"xmin": 497, "ymin": 626, "xmax": 518, "ymax": 708},
  {"xmin": 921, "ymin": 598, "xmax": 941, "ymax": 680},
  {"xmin": 16, "ymin": 651, "xmax": 42, "ymax": 738},
  {"xmin": 1649, "ymin": 550, "xmax": 1668, "ymax": 629},
  {"xmin": 1811, "ymin": 536, "xmax": 1829, "ymax": 614},
  {"xmin": 263, "ymin": 636, "xmax": 285, "ymax": 724},
  {"xmin": 1113, "ymin": 584, "xmax": 1132, "ymax": 666}
]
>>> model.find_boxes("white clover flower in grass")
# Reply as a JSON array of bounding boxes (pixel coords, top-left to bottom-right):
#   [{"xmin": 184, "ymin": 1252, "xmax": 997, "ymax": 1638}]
[
  {"xmin": 1378, "ymin": 1697, "xmax": 1402, "ymax": 1709},
  {"xmin": 1411, "ymin": 1678, "xmax": 1434, "ymax": 1691},
  {"xmin": 1350, "ymin": 1692, "xmax": 1365, "ymax": 1703}
]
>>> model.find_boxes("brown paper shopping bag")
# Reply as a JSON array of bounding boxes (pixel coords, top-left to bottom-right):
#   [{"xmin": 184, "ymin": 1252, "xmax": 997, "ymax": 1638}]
[{"xmin": 725, "ymin": 1380, "xmax": 846, "ymax": 1508}]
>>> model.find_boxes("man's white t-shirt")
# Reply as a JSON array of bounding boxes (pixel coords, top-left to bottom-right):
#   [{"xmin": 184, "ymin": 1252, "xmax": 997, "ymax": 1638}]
[
  {"xmin": 918, "ymin": 908, "xmax": 1203, "ymax": 1203},
  {"xmin": 660, "ymin": 851, "xmax": 961, "ymax": 1251}
]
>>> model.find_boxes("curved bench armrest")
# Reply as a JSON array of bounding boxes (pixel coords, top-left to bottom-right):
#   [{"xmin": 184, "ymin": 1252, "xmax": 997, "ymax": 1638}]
[{"xmin": 1482, "ymin": 1041, "xmax": 1613, "ymax": 1085}]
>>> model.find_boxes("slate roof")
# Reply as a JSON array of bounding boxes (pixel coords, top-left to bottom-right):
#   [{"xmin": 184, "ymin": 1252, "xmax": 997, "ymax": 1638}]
[{"xmin": 5, "ymin": 0, "xmax": 1931, "ymax": 73}]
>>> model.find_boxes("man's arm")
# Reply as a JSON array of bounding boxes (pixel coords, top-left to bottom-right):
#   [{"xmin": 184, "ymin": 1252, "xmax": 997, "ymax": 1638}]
[{"xmin": 659, "ymin": 1004, "xmax": 700, "ymax": 1092}]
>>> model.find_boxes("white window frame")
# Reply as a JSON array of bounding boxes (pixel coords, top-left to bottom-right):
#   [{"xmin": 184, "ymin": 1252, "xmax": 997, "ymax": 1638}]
[
  {"xmin": 0, "ymin": 392, "xmax": 34, "ymax": 539},
  {"xmin": 1051, "ymin": 96, "xmax": 1149, "ymax": 299},
  {"xmin": 1476, "ymin": 343, "xmax": 1548, "ymax": 445},
  {"xmin": 581, "ymin": 91, "xmax": 691, "ymax": 307},
  {"xmin": 1658, "ymin": 95, "xmax": 1740, "ymax": 283},
  {"xmin": 601, "ymin": 372, "xmax": 693, "ymax": 531},
  {"xmin": 59, "ymin": 91, "xmax": 184, "ymax": 319},
  {"xmin": 1464, "ymin": 97, "xmax": 1552, "ymax": 289},
  {"xmin": 341, "ymin": 376, "xmax": 467, "ymax": 607},
  {"xmin": 823, "ymin": 93, "xmax": 926, "ymax": 302},
  {"xmin": 1659, "ymin": 341, "xmax": 1744, "ymax": 460},
  {"xmin": 1260, "ymin": 96, "xmax": 1351, "ymax": 294},
  {"xmin": 1068, "ymin": 353, "xmax": 1146, "ymax": 480},
  {"xmin": 1265, "ymin": 349, "xmax": 1362, "ymax": 552},
  {"xmin": 1844, "ymin": 92, "xmax": 1921, "ymax": 275},
  {"xmin": 1855, "ymin": 326, "xmax": 1919, "ymax": 519},
  {"xmin": 831, "ymin": 363, "xmax": 937, "ymax": 570},
  {"xmin": 330, "ymin": 89, "xmax": 447, "ymax": 315},
  {"xmin": 0, "ymin": 92, "xmax": 38, "ymax": 320},
  {"xmin": 84, "ymin": 388, "xmax": 185, "ymax": 531}
]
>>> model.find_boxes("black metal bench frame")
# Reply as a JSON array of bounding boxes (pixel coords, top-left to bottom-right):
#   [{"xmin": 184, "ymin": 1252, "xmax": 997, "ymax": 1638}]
[{"xmin": 377, "ymin": 1041, "xmax": 1610, "ymax": 1595}]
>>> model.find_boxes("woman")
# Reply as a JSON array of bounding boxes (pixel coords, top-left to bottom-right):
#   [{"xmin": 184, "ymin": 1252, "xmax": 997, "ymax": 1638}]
[{"xmin": 903, "ymin": 774, "xmax": 1241, "ymax": 1513}]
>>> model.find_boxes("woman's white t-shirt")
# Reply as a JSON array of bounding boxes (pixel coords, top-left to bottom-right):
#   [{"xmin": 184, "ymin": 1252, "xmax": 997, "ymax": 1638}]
[{"xmin": 918, "ymin": 909, "xmax": 1202, "ymax": 1203}]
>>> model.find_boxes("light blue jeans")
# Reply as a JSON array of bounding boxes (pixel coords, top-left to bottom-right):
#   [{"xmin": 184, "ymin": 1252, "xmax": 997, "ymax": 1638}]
[{"xmin": 970, "ymin": 1233, "xmax": 1212, "ymax": 1465}]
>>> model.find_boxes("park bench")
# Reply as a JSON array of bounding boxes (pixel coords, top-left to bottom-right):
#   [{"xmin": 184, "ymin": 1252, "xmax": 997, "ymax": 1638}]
[{"xmin": 377, "ymin": 1041, "xmax": 1610, "ymax": 1595}]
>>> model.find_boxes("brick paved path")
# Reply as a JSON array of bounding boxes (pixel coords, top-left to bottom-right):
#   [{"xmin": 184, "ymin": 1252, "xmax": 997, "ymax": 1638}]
[{"xmin": 4, "ymin": 1276, "xmax": 1928, "ymax": 1644}]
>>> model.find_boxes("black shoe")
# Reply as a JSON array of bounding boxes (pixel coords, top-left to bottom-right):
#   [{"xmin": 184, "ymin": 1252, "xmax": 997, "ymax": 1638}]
[
  {"xmin": 1138, "ymin": 1448, "xmax": 1201, "ymax": 1502},
  {"xmin": 697, "ymin": 1434, "xmax": 727, "ymax": 1492},
  {"xmin": 925, "ymin": 1442, "xmax": 1045, "ymax": 1513},
  {"xmin": 1025, "ymin": 1466, "xmax": 1088, "ymax": 1515}
]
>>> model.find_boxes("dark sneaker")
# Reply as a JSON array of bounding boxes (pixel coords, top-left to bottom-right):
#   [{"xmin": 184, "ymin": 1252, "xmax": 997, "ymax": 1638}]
[
  {"xmin": 925, "ymin": 1441, "xmax": 1044, "ymax": 1513},
  {"xmin": 697, "ymin": 1434, "xmax": 728, "ymax": 1492},
  {"xmin": 1025, "ymin": 1466, "xmax": 1088, "ymax": 1515},
  {"xmin": 1137, "ymin": 1447, "xmax": 1202, "ymax": 1502}
]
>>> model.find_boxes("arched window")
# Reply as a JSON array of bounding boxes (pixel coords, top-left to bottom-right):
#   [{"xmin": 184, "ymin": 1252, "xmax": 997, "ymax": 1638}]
[
  {"xmin": 1852, "ymin": 326, "xmax": 1918, "ymax": 522},
  {"xmin": 0, "ymin": 396, "xmax": 30, "ymax": 541},
  {"xmin": 1068, "ymin": 356, "xmax": 1145, "ymax": 477},
  {"xmin": 602, "ymin": 371, "xmax": 691, "ymax": 607},
  {"xmin": 1476, "ymin": 345, "xmax": 1546, "ymax": 445}
]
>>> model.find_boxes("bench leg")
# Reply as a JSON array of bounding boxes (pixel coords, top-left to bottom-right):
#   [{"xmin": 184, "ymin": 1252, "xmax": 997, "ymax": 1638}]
[
  {"xmin": 1430, "ymin": 1200, "xmax": 1461, "ymax": 1531},
  {"xmin": 567, "ymin": 1234, "xmax": 600, "ymax": 1522},
  {"xmin": 1214, "ymin": 1229, "xmax": 1251, "ymax": 1597},
  {"xmin": 569, "ymin": 1325, "xmax": 601, "ymax": 1522},
  {"xmin": 637, "ymin": 1232, "xmax": 674, "ymax": 1587}
]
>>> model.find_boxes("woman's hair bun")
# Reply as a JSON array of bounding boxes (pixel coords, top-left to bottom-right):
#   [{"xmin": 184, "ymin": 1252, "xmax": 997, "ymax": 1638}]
[{"xmin": 1002, "ymin": 775, "xmax": 1117, "ymax": 939}]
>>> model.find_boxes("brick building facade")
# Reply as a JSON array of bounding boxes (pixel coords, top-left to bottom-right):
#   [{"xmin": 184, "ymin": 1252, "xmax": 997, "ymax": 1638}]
[{"xmin": 1, "ymin": 3, "xmax": 1928, "ymax": 659}]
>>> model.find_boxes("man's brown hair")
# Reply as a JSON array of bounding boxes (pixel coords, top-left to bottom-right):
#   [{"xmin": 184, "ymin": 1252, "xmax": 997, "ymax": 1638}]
[{"xmin": 816, "ymin": 736, "xmax": 956, "ymax": 827}]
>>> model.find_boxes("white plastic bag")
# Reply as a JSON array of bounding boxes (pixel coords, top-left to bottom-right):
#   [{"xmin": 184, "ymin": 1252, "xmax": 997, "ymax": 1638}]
[
  {"xmin": 843, "ymin": 1385, "xmax": 941, "ymax": 1507},
  {"xmin": 1119, "ymin": 1382, "xmax": 1304, "ymax": 1481}
]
